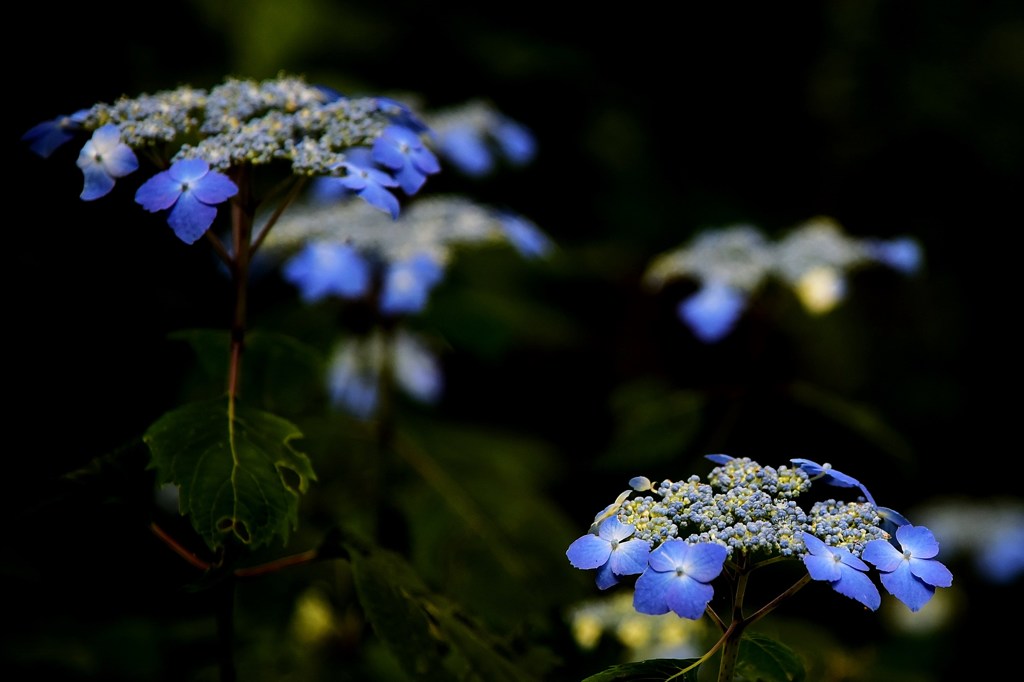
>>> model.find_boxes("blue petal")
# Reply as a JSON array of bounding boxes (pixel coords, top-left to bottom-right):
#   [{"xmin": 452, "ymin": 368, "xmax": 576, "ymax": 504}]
[
  {"xmin": 500, "ymin": 214, "xmax": 553, "ymax": 259},
  {"xmin": 862, "ymin": 538, "xmax": 903, "ymax": 573},
  {"xmin": 832, "ymin": 567, "xmax": 881, "ymax": 611},
  {"xmin": 705, "ymin": 454, "xmax": 734, "ymax": 464},
  {"xmin": 193, "ymin": 170, "xmax": 239, "ymax": 205},
  {"xmin": 79, "ymin": 164, "xmax": 116, "ymax": 201},
  {"xmin": 494, "ymin": 118, "xmax": 536, "ymax": 165},
  {"xmin": 608, "ymin": 539, "xmax": 650, "ymax": 576},
  {"xmin": 664, "ymin": 575, "xmax": 715, "ymax": 620},
  {"xmin": 393, "ymin": 334, "xmax": 442, "ymax": 403},
  {"xmin": 678, "ymin": 282, "xmax": 746, "ymax": 342},
  {"xmin": 356, "ymin": 183, "xmax": 400, "ymax": 219},
  {"xmin": 879, "ymin": 565, "xmax": 935, "ymax": 612},
  {"xmin": 135, "ymin": 171, "xmax": 181, "ymax": 212},
  {"xmin": 594, "ymin": 562, "xmax": 620, "ymax": 590},
  {"xmin": 897, "ymin": 525, "xmax": 940, "ymax": 559},
  {"xmin": 167, "ymin": 192, "xmax": 218, "ymax": 244},
  {"xmin": 440, "ymin": 127, "xmax": 493, "ymax": 176},
  {"xmin": 682, "ymin": 543, "xmax": 728, "ymax": 583},
  {"xmin": 633, "ymin": 569, "xmax": 673, "ymax": 615},
  {"xmin": 909, "ymin": 558, "xmax": 953, "ymax": 588},
  {"xmin": 566, "ymin": 534, "xmax": 612, "ymax": 570}
]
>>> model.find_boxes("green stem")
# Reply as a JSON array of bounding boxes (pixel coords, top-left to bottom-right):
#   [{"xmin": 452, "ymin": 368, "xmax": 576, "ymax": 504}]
[{"xmin": 226, "ymin": 164, "xmax": 255, "ymax": 401}]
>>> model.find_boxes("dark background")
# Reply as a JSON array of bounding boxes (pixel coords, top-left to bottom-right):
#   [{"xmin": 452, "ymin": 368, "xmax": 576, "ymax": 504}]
[{"xmin": 5, "ymin": 1, "xmax": 1021, "ymax": 680}]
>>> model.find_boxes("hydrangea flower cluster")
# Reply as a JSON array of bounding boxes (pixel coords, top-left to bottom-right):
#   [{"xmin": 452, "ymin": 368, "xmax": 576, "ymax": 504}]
[
  {"xmin": 423, "ymin": 99, "xmax": 537, "ymax": 177},
  {"xmin": 264, "ymin": 195, "xmax": 553, "ymax": 419},
  {"xmin": 567, "ymin": 455, "xmax": 952, "ymax": 619},
  {"xmin": 22, "ymin": 75, "xmax": 439, "ymax": 243},
  {"xmin": 644, "ymin": 217, "xmax": 923, "ymax": 342}
]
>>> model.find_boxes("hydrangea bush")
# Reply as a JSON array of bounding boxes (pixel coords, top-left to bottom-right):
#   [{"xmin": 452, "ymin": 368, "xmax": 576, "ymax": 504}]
[
  {"xmin": 567, "ymin": 454, "xmax": 953, "ymax": 680},
  {"xmin": 23, "ymin": 73, "xmax": 559, "ymax": 681}
]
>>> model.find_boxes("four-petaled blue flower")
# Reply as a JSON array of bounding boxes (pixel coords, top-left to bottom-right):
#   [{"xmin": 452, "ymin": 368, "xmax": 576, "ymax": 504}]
[
  {"xmin": 334, "ymin": 148, "xmax": 401, "ymax": 219},
  {"xmin": 379, "ymin": 253, "xmax": 445, "ymax": 315},
  {"xmin": 134, "ymin": 159, "xmax": 238, "ymax": 244},
  {"xmin": 566, "ymin": 516, "xmax": 650, "ymax": 590},
  {"xmin": 678, "ymin": 281, "xmax": 747, "ymax": 343},
  {"xmin": 23, "ymin": 109, "xmax": 88, "ymax": 158},
  {"xmin": 863, "ymin": 524, "xmax": 953, "ymax": 612},
  {"xmin": 282, "ymin": 242, "xmax": 372, "ymax": 303},
  {"xmin": 372, "ymin": 125, "xmax": 441, "ymax": 195},
  {"xmin": 801, "ymin": 532, "xmax": 881, "ymax": 611},
  {"xmin": 633, "ymin": 539, "xmax": 728, "ymax": 619},
  {"xmin": 76, "ymin": 124, "xmax": 139, "ymax": 201}
]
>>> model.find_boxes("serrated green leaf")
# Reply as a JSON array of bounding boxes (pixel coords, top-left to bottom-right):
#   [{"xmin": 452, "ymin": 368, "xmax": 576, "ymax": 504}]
[
  {"xmin": 144, "ymin": 398, "xmax": 316, "ymax": 551},
  {"xmin": 347, "ymin": 539, "xmax": 543, "ymax": 682},
  {"xmin": 736, "ymin": 632, "xmax": 805, "ymax": 682},
  {"xmin": 581, "ymin": 658, "xmax": 701, "ymax": 682}
]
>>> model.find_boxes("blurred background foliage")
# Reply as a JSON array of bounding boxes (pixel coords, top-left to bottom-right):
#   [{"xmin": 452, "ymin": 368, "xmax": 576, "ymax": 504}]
[{"xmin": 5, "ymin": 1, "xmax": 1022, "ymax": 680}]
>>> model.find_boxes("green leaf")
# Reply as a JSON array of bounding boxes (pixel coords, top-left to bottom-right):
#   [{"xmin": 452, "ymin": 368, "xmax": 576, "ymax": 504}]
[
  {"xmin": 581, "ymin": 658, "xmax": 701, "ymax": 682},
  {"xmin": 346, "ymin": 537, "xmax": 545, "ymax": 682},
  {"xmin": 736, "ymin": 632, "xmax": 805, "ymax": 682},
  {"xmin": 144, "ymin": 398, "xmax": 316, "ymax": 551}
]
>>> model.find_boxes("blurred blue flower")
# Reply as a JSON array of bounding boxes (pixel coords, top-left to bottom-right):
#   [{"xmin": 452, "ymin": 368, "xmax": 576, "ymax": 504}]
[
  {"xmin": 326, "ymin": 339, "xmax": 380, "ymax": 420},
  {"xmin": 865, "ymin": 237, "xmax": 923, "ymax": 274},
  {"xmin": 567, "ymin": 516, "xmax": 650, "ymax": 590},
  {"xmin": 326, "ymin": 330, "xmax": 442, "ymax": 420},
  {"xmin": 334, "ymin": 148, "xmax": 401, "ymax": 219},
  {"xmin": 22, "ymin": 109, "xmax": 88, "ymax": 158},
  {"xmin": 633, "ymin": 540, "xmax": 727, "ymax": 619},
  {"xmin": 282, "ymin": 242, "xmax": 372, "ymax": 303},
  {"xmin": 438, "ymin": 126, "xmax": 493, "ymax": 176},
  {"xmin": 372, "ymin": 125, "xmax": 441, "ymax": 195},
  {"xmin": 493, "ymin": 116, "xmax": 536, "ymax": 165},
  {"xmin": 393, "ymin": 331, "xmax": 443, "ymax": 404},
  {"xmin": 379, "ymin": 252, "xmax": 444, "ymax": 315},
  {"xmin": 863, "ymin": 524, "xmax": 953, "ymax": 612},
  {"xmin": 375, "ymin": 96, "xmax": 430, "ymax": 134},
  {"xmin": 499, "ymin": 213, "xmax": 553, "ymax": 259},
  {"xmin": 76, "ymin": 124, "xmax": 139, "ymax": 201},
  {"xmin": 135, "ymin": 158, "xmax": 238, "ymax": 244},
  {"xmin": 976, "ymin": 521, "xmax": 1024, "ymax": 584},
  {"xmin": 801, "ymin": 533, "xmax": 881, "ymax": 611},
  {"xmin": 677, "ymin": 281, "xmax": 746, "ymax": 343}
]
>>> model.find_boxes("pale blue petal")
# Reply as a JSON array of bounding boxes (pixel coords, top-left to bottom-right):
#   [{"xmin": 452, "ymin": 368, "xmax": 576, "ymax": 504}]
[
  {"xmin": 664, "ymin": 576, "xmax": 714, "ymax": 620},
  {"xmin": 79, "ymin": 164, "xmax": 115, "ymax": 200},
  {"xmin": 193, "ymin": 171, "xmax": 238, "ymax": 205},
  {"xmin": 879, "ymin": 565, "xmax": 934, "ymax": 612},
  {"xmin": 135, "ymin": 172, "xmax": 181, "ymax": 211},
  {"xmin": 608, "ymin": 539, "xmax": 650, "ymax": 576},
  {"xmin": 678, "ymin": 282, "xmax": 746, "ymax": 342},
  {"xmin": 595, "ymin": 562, "xmax": 620, "ymax": 590},
  {"xmin": 633, "ymin": 569, "xmax": 673, "ymax": 615},
  {"xmin": 167, "ymin": 193, "xmax": 217, "ymax": 244},
  {"xmin": 832, "ymin": 568, "xmax": 881, "ymax": 610},
  {"xmin": 909, "ymin": 558, "xmax": 953, "ymax": 588},
  {"xmin": 862, "ymin": 538, "xmax": 904, "ymax": 573},
  {"xmin": 897, "ymin": 525, "xmax": 940, "ymax": 559},
  {"xmin": 683, "ymin": 543, "xmax": 728, "ymax": 582},
  {"xmin": 440, "ymin": 127, "xmax": 493, "ymax": 176},
  {"xmin": 566, "ymin": 534, "xmax": 612, "ymax": 570}
]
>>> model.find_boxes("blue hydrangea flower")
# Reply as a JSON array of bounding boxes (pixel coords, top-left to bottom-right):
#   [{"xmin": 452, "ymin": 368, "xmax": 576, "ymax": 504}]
[
  {"xmin": 437, "ymin": 127, "xmax": 492, "ymax": 176},
  {"xmin": 790, "ymin": 458, "xmax": 876, "ymax": 505},
  {"xmin": 379, "ymin": 253, "xmax": 445, "ymax": 315},
  {"xmin": 282, "ymin": 242, "xmax": 372, "ymax": 303},
  {"xmin": 393, "ymin": 331, "xmax": 443, "ymax": 404},
  {"xmin": 372, "ymin": 125, "xmax": 441, "ymax": 195},
  {"xmin": 492, "ymin": 117, "xmax": 536, "ymax": 166},
  {"xmin": 499, "ymin": 213, "xmax": 553, "ymax": 259},
  {"xmin": 566, "ymin": 516, "xmax": 650, "ymax": 590},
  {"xmin": 134, "ymin": 159, "xmax": 238, "ymax": 244},
  {"xmin": 326, "ymin": 340, "xmax": 380, "ymax": 419},
  {"xmin": 22, "ymin": 109, "xmax": 88, "ymax": 158},
  {"xmin": 76, "ymin": 124, "xmax": 139, "ymax": 201},
  {"xmin": 865, "ymin": 237, "xmax": 923, "ymax": 274},
  {"xmin": 801, "ymin": 532, "xmax": 881, "ymax": 611},
  {"xmin": 633, "ymin": 539, "xmax": 728, "ymax": 619},
  {"xmin": 677, "ymin": 281, "xmax": 747, "ymax": 343},
  {"xmin": 862, "ymin": 524, "xmax": 953, "ymax": 612},
  {"xmin": 326, "ymin": 330, "xmax": 442, "ymax": 420},
  {"xmin": 334, "ymin": 148, "xmax": 401, "ymax": 219},
  {"xmin": 375, "ymin": 97, "xmax": 431, "ymax": 134}
]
